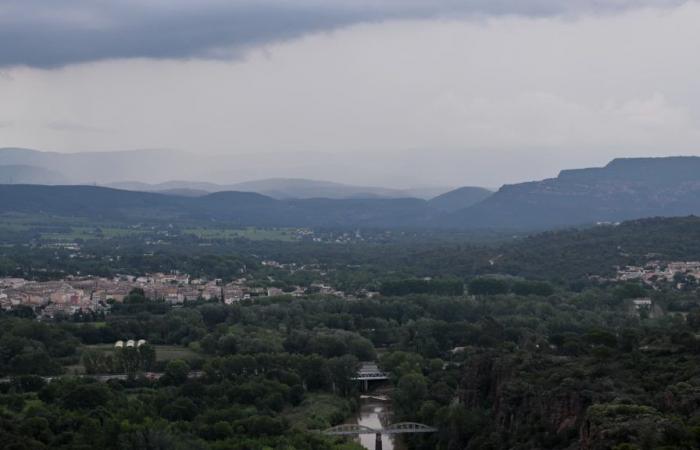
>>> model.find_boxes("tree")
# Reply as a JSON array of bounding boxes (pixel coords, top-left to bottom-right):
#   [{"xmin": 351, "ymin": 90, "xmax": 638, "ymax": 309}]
[
  {"xmin": 163, "ymin": 359, "xmax": 190, "ymax": 385},
  {"xmin": 613, "ymin": 283, "xmax": 646, "ymax": 301},
  {"xmin": 328, "ymin": 355, "xmax": 359, "ymax": 396},
  {"xmin": 82, "ymin": 349, "xmax": 114, "ymax": 374},
  {"xmin": 468, "ymin": 278, "xmax": 509, "ymax": 296},
  {"xmin": 61, "ymin": 383, "xmax": 112, "ymax": 410},
  {"xmin": 138, "ymin": 343, "xmax": 156, "ymax": 372},
  {"xmin": 512, "ymin": 280, "xmax": 554, "ymax": 296},
  {"xmin": 124, "ymin": 288, "xmax": 147, "ymax": 304},
  {"xmin": 393, "ymin": 373, "xmax": 428, "ymax": 418},
  {"xmin": 115, "ymin": 347, "xmax": 141, "ymax": 379}
]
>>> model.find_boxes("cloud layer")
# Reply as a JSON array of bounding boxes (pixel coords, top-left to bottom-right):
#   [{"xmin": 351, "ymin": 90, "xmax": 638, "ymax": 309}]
[
  {"xmin": 0, "ymin": 0, "xmax": 691, "ymax": 67},
  {"xmin": 1, "ymin": 2, "xmax": 700, "ymax": 187}
]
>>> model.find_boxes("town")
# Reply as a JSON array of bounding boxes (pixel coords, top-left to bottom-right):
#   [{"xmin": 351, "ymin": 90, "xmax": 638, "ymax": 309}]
[
  {"xmin": 0, "ymin": 266, "xmax": 352, "ymax": 320},
  {"xmin": 616, "ymin": 260, "xmax": 700, "ymax": 289}
]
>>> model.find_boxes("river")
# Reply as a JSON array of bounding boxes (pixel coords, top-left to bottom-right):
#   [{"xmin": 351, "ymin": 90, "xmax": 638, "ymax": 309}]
[{"xmin": 354, "ymin": 392, "xmax": 406, "ymax": 450}]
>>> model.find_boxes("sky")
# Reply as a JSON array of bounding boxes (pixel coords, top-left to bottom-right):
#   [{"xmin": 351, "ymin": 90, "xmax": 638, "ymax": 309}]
[{"xmin": 1, "ymin": 0, "xmax": 700, "ymax": 188}]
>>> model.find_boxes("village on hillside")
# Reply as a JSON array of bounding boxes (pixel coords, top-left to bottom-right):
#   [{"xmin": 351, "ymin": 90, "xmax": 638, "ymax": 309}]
[{"xmin": 616, "ymin": 261, "xmax": 700, "ymax": 289}]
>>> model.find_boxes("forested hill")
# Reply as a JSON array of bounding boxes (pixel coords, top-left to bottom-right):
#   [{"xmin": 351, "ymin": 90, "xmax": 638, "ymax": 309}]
[
  {"xmin": 364, "ymin": 216, "xmax": 700, "ymax": 284},
  {"xmin": 492, "ymin": 216, "xmax": 700, "ymax": 281},
  {"xmin": 450, "ymin": 156, "xmax": 700, "ymax": 229},
  {"xmin": 0, "ymin": 184, "xmax": 438, "ymax": 228}
]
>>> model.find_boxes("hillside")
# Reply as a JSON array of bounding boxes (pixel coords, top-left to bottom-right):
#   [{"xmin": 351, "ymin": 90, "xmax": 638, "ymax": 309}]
[
  {"xmin": 0, "ymin": 165, "xmax": 67, "ymax": 184},
  {"xmin": 451, "ymin": 157, "xmax": 700, "ymax": 229},
  {"xmin": 428, "ymin": 186, "xmax": 493, "ymax": 212},
  {"xmin": 0, "ymin": 185, "xmax": 437, "ymax": 228},
  {"xmin": 0, "ymin": 148, "xmax": 202, "ymax": 184},
  {"xmin": 106, "ymin": 178, "xmax": 452, "ymax": 200}
]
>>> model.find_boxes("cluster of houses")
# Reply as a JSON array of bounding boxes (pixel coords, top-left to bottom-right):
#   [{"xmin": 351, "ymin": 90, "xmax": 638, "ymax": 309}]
[
  {"xmin": 617, "ymin": 261, "xmax": 700, "ymax": 289},
  {"xmin": 0, "ymin": 269, "xmax": 353, "ymax": 319}
]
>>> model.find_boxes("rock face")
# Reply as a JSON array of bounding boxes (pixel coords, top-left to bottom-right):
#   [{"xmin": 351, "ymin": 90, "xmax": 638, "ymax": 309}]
[
  {"xmin": 579, "ymin": 403, "xmax": 682, "ymax": 450},
  {"xmin": 459, "ymin": 352, "xmax": 591, "ymax": 448},
  {"xmin": 450, "ymin": 157, "xmax": 700, "ymax": 229},
  {"xmin": 458, "ymin": 352, "xmax": 700, "ymax": 449}
]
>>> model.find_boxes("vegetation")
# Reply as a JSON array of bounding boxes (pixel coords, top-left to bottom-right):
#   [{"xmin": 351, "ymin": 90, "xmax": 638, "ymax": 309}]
[{"xmin": 4, "ymin": 216, "xmax": 700, "ymax": 448}]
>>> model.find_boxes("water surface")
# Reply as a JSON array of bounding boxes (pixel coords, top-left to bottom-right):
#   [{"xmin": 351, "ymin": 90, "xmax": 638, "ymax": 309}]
[{"xmin": 354, "ymin": 394, "xmax": 405, "ymax": 450}]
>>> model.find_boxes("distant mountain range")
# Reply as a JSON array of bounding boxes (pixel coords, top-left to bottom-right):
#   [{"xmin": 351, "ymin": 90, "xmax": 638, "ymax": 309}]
[
  {"xmin": 0, "ymin": 148, "xmax": 457, "ymax": 200},
  {"xmin": 105, "ymin": 178, "xmax": 456, "ymax": 200},
  {"xmin": 0, "ymin": 164, "xmax": 68, "ymax": 184},
  {"xmin": 2, "ymin": 154, "xmax": 700, "ymax": 230}
]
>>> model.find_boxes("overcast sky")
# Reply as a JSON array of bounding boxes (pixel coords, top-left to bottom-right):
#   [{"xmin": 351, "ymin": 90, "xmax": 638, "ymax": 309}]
[{"xmin": 1, "ymin": 0, "xmax": 700, "ymax": 187}]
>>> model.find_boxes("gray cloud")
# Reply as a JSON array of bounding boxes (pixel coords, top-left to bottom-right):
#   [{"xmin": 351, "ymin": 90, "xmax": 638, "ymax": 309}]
[
  {"xmin": 44, "ymin": 120, "xmax": 112, "ymax": 133},
  {"xmin": 0, "ymin": 0, "xmax": 691, "ymax": 68}
]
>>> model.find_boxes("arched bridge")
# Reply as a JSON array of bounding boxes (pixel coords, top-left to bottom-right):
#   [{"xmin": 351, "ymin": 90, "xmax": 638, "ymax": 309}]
[{"xmin": 323, "ymin": 422, "xmax": 437, "ymax": 435}]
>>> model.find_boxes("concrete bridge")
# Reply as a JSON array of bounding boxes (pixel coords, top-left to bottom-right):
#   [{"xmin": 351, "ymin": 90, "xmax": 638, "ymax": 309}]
[{"xmin": 351, "ymin": 362, "xmax": 389, "ymax": 390}]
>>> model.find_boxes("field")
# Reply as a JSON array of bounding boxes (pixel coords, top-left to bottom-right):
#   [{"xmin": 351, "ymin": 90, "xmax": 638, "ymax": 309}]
[
  {"xmin": 0, "ymin": 213, "xmax": 300, "ymax": 243},
  {"xmin": 183, "ymin": 226, "xmax": 299, "ymax": 241},
  {"xmin": 0, "ymin": 213, "xmax": 148, "ymax": 241},
  {"xmin": 81, "ymin": 344, "xmax": 199, "ymax": 362}
]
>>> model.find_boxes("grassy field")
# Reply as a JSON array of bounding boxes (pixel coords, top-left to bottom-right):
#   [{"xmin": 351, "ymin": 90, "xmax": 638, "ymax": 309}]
[
  {"xmin": 0, "ymin": 213, "xmax": 298, "ymax": 242},
  {"xmin": 41, "ymin": 226, "xmax": 148, "ymax": 241},
  {"xmin": 184, "ymin": 227, "xmax": 299, "ymax": 241},
  {"xmin": 0, "ymin": 213, "xmax": 149, "ymax": 241},
  {"xmin": 81, "ymin": 344, "xmax": 200, "ymax": 362}
]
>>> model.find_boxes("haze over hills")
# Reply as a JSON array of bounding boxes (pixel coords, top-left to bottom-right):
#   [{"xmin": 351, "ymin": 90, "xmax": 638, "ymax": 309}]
[
  {"xmin": 0, "ymin": 148, "xmax": 456, "ymax": 200},
  {"xmin": 0, "ymin": 148, "xmax": 459, "ymax": 195},
  {"xmin": 3, "ymin": 156, "xmax": 700, "ymax": 230},
  {"xmin": 428, "ymin": 186, "xmax": 494, "ymax": 212},
  {"xmin": 106, "ymin": 178, "xmax": 455, "ymax": 200},
  {"xmin": 0, "ymin": 165, "xmax": 68, "ymax": 185}
]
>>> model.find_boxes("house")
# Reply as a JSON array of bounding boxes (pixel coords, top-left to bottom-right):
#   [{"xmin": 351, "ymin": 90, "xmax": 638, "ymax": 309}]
[{"xmin": 632, "ymin": 298, "xmax": 652, "ymax": 309}]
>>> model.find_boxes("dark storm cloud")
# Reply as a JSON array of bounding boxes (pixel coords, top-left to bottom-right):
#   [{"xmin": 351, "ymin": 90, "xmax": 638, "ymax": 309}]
[{"xmin": 0, "ymin": 0, "xmax": 690, "ymax": 67}]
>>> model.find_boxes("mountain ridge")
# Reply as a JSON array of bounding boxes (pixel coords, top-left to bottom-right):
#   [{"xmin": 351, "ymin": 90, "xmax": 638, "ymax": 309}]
[
  {"xmin": 452, "ymin": 155, "xmax": 700, "ymax": 229},
  {"xmin": 3, "ymin": 156, "xmax": 700, "ymax": 230}
]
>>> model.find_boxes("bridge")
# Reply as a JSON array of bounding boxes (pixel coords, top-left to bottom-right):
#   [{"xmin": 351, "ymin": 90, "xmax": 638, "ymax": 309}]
[
  {"xmin": 322, "ymin": 422, "xmax": 437, "ymax": 450},
  {"xmin": 352, "ymin": 362, "xmax": 389, "ymax": 390},
  {"xmin": 324, "ymin": 422, "xmax": 437, "ymax": 435}
]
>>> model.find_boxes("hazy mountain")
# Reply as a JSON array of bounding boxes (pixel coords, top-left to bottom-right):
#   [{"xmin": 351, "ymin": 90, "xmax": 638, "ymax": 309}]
[
  {"xmin": 6, "ymin": 156, "xmax": 700, "ymax": 230},
  {"xmin": 0, "ymin": 147, "xmax": 460, "ymax": 193},
  {"xmin": 224, "ymin": 178, "xmax": 450, "ymax": 199},
  {"xmin": 451, "ymin": 157, "xmax": 700, "ymax": 229},
  {"xmin": 0, "ymin": 165, "xmax": 68, "ymax": 184},
  {"xmin": 105, "ymin": 178, "xmax": 453, "ymax": 200},
  {"xmin": 107, "ymin": 180, "xmax": 223, "ymax": 192},
  {"xmin": 428, "ymin": 186, "xmax": 493, "ymax": 212},
  {"xmin": 156, "ymin": 188, "xmax": 210, "ymax": 197},
  {"xmin": 0, "ymin": 147, "xmax": 203, "ymax": 184},
  {"xmin": 1, "ymin": 148, "xmax": 456, "ymax": 199}
]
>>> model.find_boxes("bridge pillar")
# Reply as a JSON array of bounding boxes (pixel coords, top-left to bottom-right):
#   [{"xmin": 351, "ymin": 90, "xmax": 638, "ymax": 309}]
[
  {"xmin": 364, "ymin": 379, "xmax": 368, "ymax": 392},
  {"xmin": 375, "ymin": 432, "xmax": 382, "ymax": 450}
]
